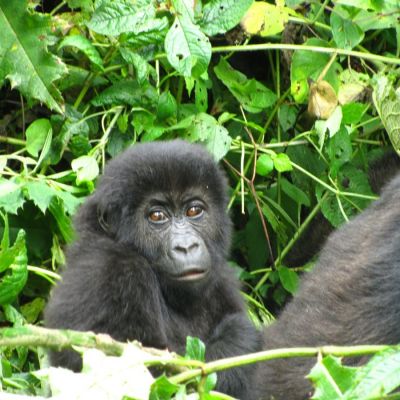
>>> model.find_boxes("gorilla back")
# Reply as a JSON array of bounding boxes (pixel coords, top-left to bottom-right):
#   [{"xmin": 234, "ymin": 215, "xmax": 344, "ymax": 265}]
[
  {"xmin": 255, "ymin": 172, "xmax": 400, "ymax": 399},
  {"xmin": 44, "ymin": 140, "xmax": 261, "ymax": 398}
]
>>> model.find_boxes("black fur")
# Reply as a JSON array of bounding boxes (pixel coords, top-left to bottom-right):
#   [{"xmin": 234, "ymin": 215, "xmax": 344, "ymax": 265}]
[
  {"xmin": 44, "ymin": 140, "xmax": 261, "ymax": 398},
  {"xmin": 255, "ymin": 172, "xmax": 400, "ymax": 399}
]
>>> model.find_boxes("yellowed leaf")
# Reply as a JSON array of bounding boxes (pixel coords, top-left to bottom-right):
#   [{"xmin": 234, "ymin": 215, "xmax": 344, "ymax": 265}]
[{"xmin": 308, "ymin": 80, "xmax": 338, "ymax": 120}]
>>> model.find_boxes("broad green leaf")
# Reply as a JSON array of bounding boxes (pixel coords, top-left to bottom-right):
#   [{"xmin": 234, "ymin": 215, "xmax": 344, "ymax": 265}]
[
  {"xmin": 157, "ymin": 91, "xmax": 177, "ymax": 121},
  {"xmin": 278, "ymin": 266, "xmax": 299, "ymax": 294},
  {"xmin": 241, "ymin": 1, "xmax": 291, "ymax": 37},
  {"xmin": 372, "ymin": 75, "xmax": 400, "ymax": 155},
  {"xmin": 0, "ymin": 179, "xmax": 24, "ymax": 214},
  {"xmin": 119, "ymin": 47, "xmax": 152, "ymax": 85},
  {"xmin": 200, "ymin": 0, "xmax": 253, "ymax": 36},
  {"xmin": 327, "ymin": 127, "xmax": 351, "ymax": 176},
  {"xmin": 214, "ymin": 58, "xmax": 277, "ymax": 113},
  {"xmin": 25, "ymin": 118, "xmax": 52, "ymax": 158},
  {"xmin": 331, "ymin": 7, "xmax": 364, "ymax": 50},
  {"xmin": 20, "ymin": 298, "xmax": 46, "ymax": 324},
  {"xmin": 165, "ymin": 0, "xmax": 211, "ymax": 78},
  {"xmin": 291, "ymin": 39, "xmax": 341, "ymax": 103},
  {"xmin": 185, "ymin": 336, "xmax": 206, "ymax": 362},
  {"xmin": 256, "ymin": 154, "xmax": 274, "ymax": 176},
  {"xmin": 0, "ymin": 0, "xmax": 66, "ymax": 113},
  {"xmin": 54, "ymin": 190, "xmax": 83, "ymax": 216},
  {"xmin": 272, "ymin": 153, "xmax": 293, "ymax": 172},
  {"xmin": 25, "ymin": 181, "xmax": 56, "ymax": 214},
  {"xmin": 87, "ymin": 1, "xmax": 156, "ymax": 36},
  {"xmin": 342, "ymin": 103, "xmax": 368, "ymax": 125},
  {"xmin": 280, "ymin": 178, "xmax": 310, "ymax": 206},
  {"xmin": 59, "ymin": 34, "xmax": 103, "ymax": 69},
  {"xmin": 150, "ymin": 375, "xmax": 180, "ymax": 400},
  {"xmin": 92, "ymin": 80, "xmax": 158, "ymax": 107},
  {"xmin": 344, "ymin": 347, "xmax": 400, "ymax": 399},
  {"xmin": 308, "ymin": 355, "xmax": 357, "ymax": 399},
  {"xmin": 170, "ymin": 113, "xmax": 231, "ymax": 160},
  {"xmin": 71, "ymin": 155, "xmax": 100, "ymax": 185},
  {"xmin": 0, "ymin": 230, "xmax": 28, "ymax": 305}
]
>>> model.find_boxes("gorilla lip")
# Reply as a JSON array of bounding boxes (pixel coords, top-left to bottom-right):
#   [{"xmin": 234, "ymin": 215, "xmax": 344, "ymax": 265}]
[{"xmin": 174, "ymin": 268, "xmax": 209, "ymax": 281}]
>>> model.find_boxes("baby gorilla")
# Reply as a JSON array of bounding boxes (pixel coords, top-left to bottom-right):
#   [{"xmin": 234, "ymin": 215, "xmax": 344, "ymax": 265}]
[{"xmin": 44, "ymin": 140, "xmax": 261, "ymax": 399}]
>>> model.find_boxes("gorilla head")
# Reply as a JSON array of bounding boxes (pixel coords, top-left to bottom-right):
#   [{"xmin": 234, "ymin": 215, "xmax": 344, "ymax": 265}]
[
  {"xmin": 45, "ymin": 140, "xmax": 261, "ymax": 399},
  {"xmin": 80, "ymin": 140, "xmax": 231, "ymax": 291}
]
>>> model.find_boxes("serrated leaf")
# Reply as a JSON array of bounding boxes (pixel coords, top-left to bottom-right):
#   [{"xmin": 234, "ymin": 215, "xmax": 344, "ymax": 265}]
[
  {"xmin": 71, "ymin": 155, "xmax": 99, "ymax": 185},
  {"xmin": 49, "ymin": 198, "xmax": 75, "ymax": 243},
  {"xmin": 25, "ymin": 118, "xmax": 52, "ymax": 158},
  {"xmin": 272, "ymin": 153, "xmax": 293, "ymax": 172},
  {"xmin": 309, "ymin": 355, "xmax": 357, "ymax": 400},
  {"xmin": 59, "ymin": 34, "xmax": 103, "ymax": 70},
  {"xmin": 120, "ymin": 47, "xmax": 151, "ymax": 85},
  {"xmin": 165, "ymin": 0, "xmax": 211, "ymax": 78},
  {"xmin": 214, "ymin": 58, "xmax": 277, "ymax": 113},
  {"xmin": 344, "ymin": 347, "xmax": 400, "ymax": 399},
  {"xmin": 25, "ymin": 181, "xmax": 56, "ymax": 214},
  {"xmin": 200, "ymin": 0, "xmax": 253, "ymax": 36},
  {"xmin": 87, "ymin": 1, "xmax": 156, "ymax": 36},
  {"xmin": 0, "ymin": 0, "xmax": 66, "ymax": 113},
  {"xmin": 0, "ymin": 179, "xmax": 24, "ymax": 214},
  {"xmin": 0, "ymin": 230, "xmax": 28, "ymax": 305},
  {"xmin": 256, "ymin": 154, "xmax": 274, "ymax": 176},
  {"xmin": 92, "ymin": 80, "xmax": 158, "ymax": 107},
  {"xmin": 278, "ymin": 266, "xmax": 299, "ymax": 294},
  {"xmin": 170, "ymin": 113, "xmax": 231, "ymax": 160}
]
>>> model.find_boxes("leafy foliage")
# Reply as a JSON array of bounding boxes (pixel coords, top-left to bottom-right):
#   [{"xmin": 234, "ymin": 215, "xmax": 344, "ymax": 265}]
[{"xmin": 0, "ymin": 0, "xmax": 400, "ymax": 398}]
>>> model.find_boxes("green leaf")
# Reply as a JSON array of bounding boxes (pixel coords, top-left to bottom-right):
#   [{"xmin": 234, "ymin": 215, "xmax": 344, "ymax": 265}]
[
  {"xmin": 327, "ymin": 127, "xmax": 352, "ymax": 176},
  {"xmin": 291, "ymin": 38, "xmax": 341, "ymax": 103},
  {"xmin": 165, "ymin": 0, "xmax": 211, "ymax": 78},
  {"xmin": 157, "ymin": 91, "xmax": 177, "ymax": 121},
  {"xmin": 20, "ymin": 298, "xmax": 46, "ymax": 324},
  {"xmin": 214, "ymin": 58, "xmax": 277, "ymax": 113},
  {"xmin": 272, "ymin": 153, "xmax": 293, "ymax": 172},
  {"xmin": 170, "ymin": 113, "xmax": 231, "ymax": 160},
  {"xmin": 59, "ymin": 34, "xmax": 103, "ymax": 70},
  {"xmin": 185, "ymin": 336, "xmax": 206, "ymax": 362},
  {"xmin": 25, "ymin": 118, "xmax": 52, "ymax": 158},
  {"xmin": 150, "ymin": 375, "xmax": 180, "ymax": 400},
  {"xmin": 199, "ymin": 0, "xmax": 253, "ymax": 36},
  {"xmin": 278, "ymin": 266, "xmax": 299, "ymax": 294},
  {"xmin": 119, "ymin": 47, "xmax": 151, "ymax": 85},
  {"xmin": 87, "ymin": 1, "xmax": 156, "ymax": 36},
  {"xmin": 280, "ymin": 178, "xmax": 310, "ymax": 207},
  {"xmin": 71, "ymin": 156, "xmax": 100, "ymax": 185},
  {"xmin": 25, "ymin": 181, "xmax": 56, "ymax": 214},
  {"xmin": 92, "ymin": 80, "xmax": 158, "ymax": 107},
  {"xmin": 331, "ymin": 7, "xmax": 364, "ymax": 50},
  {"xmin": 372, "ymin": 75, "xmax": 400, "ymax": 155},
  {"xmin": 256, "ymin": 154, "xmax": 274, "ymax": 176},
  {"xmin": 0, "ymin": 0, "xmax": 66, "ymax": 113},
  {"xmin": 0, "ymin": 230, "xmax": 28, "ymax": 305},
  {"xmin": 0, "ymin": 179, "xmax": 24, "ymax": 214},
  {"xmin": 308, "ymin": 355, "xmax": 357, "ymax": 400},
  {"xmin": 344, "ymin": 347, "xmax": 400, "ymax": 399},
  {"xmin": 49, "ymin": 198, "xmax": 75, "ymax": 243}
]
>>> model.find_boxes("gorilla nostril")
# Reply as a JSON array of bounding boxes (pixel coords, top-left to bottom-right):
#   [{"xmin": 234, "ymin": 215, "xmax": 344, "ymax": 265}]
[{"xmin": 173, "ymin": 241, "xmax": 200, "ymax": 255}]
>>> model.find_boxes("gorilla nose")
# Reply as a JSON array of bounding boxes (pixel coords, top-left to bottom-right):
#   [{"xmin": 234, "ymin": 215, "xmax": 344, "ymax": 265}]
[{"xmin": 172, "ymin": 240, "xmax": 200, "ymax": 256}]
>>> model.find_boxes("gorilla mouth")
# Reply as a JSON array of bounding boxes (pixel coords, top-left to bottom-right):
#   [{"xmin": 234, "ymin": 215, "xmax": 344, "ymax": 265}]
[{"xmin": 174, "ymin": 268, "xmax": 209, "ymax": 281}]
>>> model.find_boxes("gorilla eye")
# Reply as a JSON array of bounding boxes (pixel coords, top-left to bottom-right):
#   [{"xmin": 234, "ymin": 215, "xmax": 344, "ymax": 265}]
[
  {"xmin": 149, "ymin": 210, "xmax": 168, "ymax": 223},
  {"xmin": 186, "ymin": 206, "xmax": 203, "ymax": 218}
]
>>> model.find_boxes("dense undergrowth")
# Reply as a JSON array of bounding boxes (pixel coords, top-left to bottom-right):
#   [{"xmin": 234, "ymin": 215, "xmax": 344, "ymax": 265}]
[{"xmin": 1, "ymin": 0, "xmax": 400, "ymax": 398}]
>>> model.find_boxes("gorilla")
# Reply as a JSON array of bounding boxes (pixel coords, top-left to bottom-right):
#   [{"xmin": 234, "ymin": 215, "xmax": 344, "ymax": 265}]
[
  {"xmin": 44, "ymin": 140, "xmax": 262, "ymax": 398},
  {"xmin": 255, "ymin": 170, "xmax": 400, "ymax": 399}
]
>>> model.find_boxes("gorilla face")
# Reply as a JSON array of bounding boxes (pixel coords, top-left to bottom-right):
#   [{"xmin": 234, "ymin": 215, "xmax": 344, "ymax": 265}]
[{"xmin": 139, "ymin": 190, "xmax": 212, "ymax": 284}]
